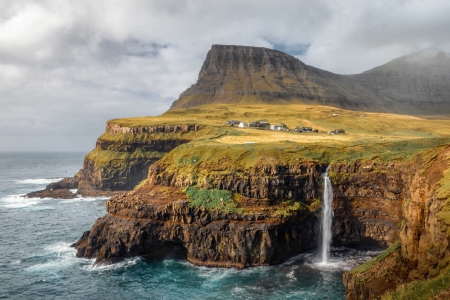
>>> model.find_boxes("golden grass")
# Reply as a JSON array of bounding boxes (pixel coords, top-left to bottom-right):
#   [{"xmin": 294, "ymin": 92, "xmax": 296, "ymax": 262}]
[{"xmin": 108, "ymin": 103, "xmax": 450, "ymax": 148}]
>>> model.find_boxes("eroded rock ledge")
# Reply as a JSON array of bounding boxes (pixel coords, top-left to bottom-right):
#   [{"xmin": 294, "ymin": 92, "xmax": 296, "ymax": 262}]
[
  {"xmin": 74, "ymin": 197, "xmax": 316, "ymax": 269},
  {"xmin": 74, "ymin": 145, "xmax": 450, "ymax": 298},
  {"xmin": 73, "ymin": 158, "xmax": 414, "ymax": 268}
]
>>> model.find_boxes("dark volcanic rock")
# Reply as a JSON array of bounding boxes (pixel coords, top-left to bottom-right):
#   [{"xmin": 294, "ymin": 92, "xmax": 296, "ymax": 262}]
[
  {"xmin": 46, "ymin": 177, "xmax": 79, "ymax": 190},
  {"xmin": 26, "ymin": 188, "xmax": 76, "ymax": 199},
  {"xmin": 73, "ymin": 199, "xmax": 317, "ymax": 268}
]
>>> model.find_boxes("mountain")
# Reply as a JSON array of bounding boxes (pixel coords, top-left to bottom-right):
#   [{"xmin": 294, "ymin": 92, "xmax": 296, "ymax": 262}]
[
  {"xmin": 350, "ymin": 48, "xmax": 450, "ymax": 110},
  {"xmin": 170, "ymin": 45, "xmax": 450, "ymax": 114}
]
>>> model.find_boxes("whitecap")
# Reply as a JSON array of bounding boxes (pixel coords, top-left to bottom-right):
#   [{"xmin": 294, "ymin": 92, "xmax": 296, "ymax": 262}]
[
  {"xmin": 16, "ymin": 178, "xmax": 64, "ymax": 185},
  {"xmin": 1, "ymin": 194, "xmax": 38, "ymax": 208},
  {"xmin": 61, "ymin": 196, "xmax": 109, "ymax": 204},
  {"xmin": 44, "ymin": 242, "xmax": 75, "ymax": 254},
  {"xmin": 82, "ymin": 257, "xmax": 141, "ymax": 272},
  {"xmin": 286, "ymin": 270, "xmax": 295, "ymax": 281},
  {"xmin": 26, "ymin": 242, "xmax": 79, "ymax": 273}
]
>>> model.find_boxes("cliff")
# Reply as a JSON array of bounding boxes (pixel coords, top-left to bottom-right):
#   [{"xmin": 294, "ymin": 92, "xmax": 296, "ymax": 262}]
[
  {"xmin": 170, "ymin": 44, "xmax": 386, "ymax": 111},
  {"xmin": 72, "ymin": 128, "xmax": 450, "ymax": 297},
  {"xmin": 343, "ymin": 146, "xmax": 450, "ymax": 299},
  {"xmin": 171, "ymin": 45, "xmax": 450, "ymax": 115},
  {"xmin": 61, "ymin": 44, "xmax": 450, "ymax": 299},
  {"xmin": 74, "ymin": 122, "xmax": 207, "ymax": 196}
]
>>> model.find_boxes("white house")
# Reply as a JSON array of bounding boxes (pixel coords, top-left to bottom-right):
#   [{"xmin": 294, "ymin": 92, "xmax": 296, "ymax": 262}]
[
  {"xmin": 270, "ymin": 125, "xmax": 283, "ymax": 131},
  {"xmin": 238, "ymin": 122, "xmax": 248, "ymax": 128}
]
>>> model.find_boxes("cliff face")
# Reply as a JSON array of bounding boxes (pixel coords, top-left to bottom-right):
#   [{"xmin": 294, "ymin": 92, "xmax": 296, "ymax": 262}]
[
  {"xmin": 74, "ymin": 157, "xmax": 426, "ymax": 268},
  {"xmin": 74, "ymin": 197, "xmax": 317, "ymax": 268},
  {"xmin": 171, "ymin": 45, "xmax": 450, "ymax": 115},
  {"xmin": 74, "ymin": 143, "xmax": 450, "ymax": 298},
  {"xmin": 343, "ymin": 146, "xmax": 450, "ymax": 299},
  {"xmin": 76, "ymin": 123, "xmax": 203, "ymax": 196},
  {"xmin": 170, "ymin": 45, "xmax": 385, "ymax": 111}
]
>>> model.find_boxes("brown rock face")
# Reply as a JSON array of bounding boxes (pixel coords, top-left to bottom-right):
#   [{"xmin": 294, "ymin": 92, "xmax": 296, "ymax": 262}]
[
  {"xmin": 74, "ymin": 145, "xmax": 450, "ymax": 298},
  {"xmin": 46, "ymin": 177, "xmax": 79, "ymax": 190},
  {"xmin": 170, "ymin": 45, "xmax": 383, "ymax": 111},
  {"xmin": 25, "ymin": 176, "xmax": 79, "ymax": 199},
  {"xmin": 74, "ymin": 197, "xmax": 317, "ymax": 268},
  {"xmin": 171, "ymin": 45, "xmax": 450, "ymax": 114},
  {"xmin": 75, "ymin": 124, "xmax": 202, "ymax": 196},
  {"xmin": 25, "ymin": 188, "xmax": 76, "ymax": 199},
  {"xmin": 343, "ymin": 147, "xmax": 450, "ymax": 299},
  {"xmin": 74, "ymin": 158, "xmax": 423, "ymax": 268}
]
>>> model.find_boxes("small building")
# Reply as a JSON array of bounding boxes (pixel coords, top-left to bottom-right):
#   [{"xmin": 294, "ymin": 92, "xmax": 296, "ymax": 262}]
[
  {"xmin": 270, "ymin": 125, "xmax": 284, "ymax": 131},
  {"xmin": 226, "ymin": 120, "xmax": 242, "ymax": 126},
  {"xmin": 331, "ymin": 129, "xmax": 345, "ymax": 134},
  {"xmin": 238, "ymin": 122, "xmax": 248, "ymax": 128},
  {"xmin": 249, "ymin": 121, "xmax": 270, "ymax": 129}
]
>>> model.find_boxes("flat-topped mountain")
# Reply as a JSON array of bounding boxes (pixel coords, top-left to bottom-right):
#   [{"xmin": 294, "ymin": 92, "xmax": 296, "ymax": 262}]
[{"xmin": 171, "ymin": 45, "xmax": 450, "ymax": 114}]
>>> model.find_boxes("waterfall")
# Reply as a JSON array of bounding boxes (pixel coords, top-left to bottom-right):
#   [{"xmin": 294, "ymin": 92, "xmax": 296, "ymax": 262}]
[{"xmin": 321, "ymin": 166, "xmax": 333, "ymax": 264}]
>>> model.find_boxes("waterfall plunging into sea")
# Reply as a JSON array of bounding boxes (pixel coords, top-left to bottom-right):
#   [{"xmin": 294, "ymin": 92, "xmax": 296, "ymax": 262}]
[{"xmin": 321, "ymin": 167, "xmax": 333, "ymax": 264}]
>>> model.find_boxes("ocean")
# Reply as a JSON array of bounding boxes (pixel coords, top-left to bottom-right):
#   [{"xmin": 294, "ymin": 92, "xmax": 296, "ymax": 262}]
[{"xmin": 0, "ymin": 152, "xmax": 378, "ymax": 300}]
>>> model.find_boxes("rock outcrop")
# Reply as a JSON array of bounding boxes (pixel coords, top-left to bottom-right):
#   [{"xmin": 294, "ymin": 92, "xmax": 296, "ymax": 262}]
[
  {"xmin": 25, "ymin": 188, "xmax": 76, "ymax": 199},
  {"xmin": 74, "ymin": 156, "xmax": 427, "ymax": 267},
  {"xmin": 74, "ymin": 143, "xmax": 450, "ymax": 299},
  {"xmin": 25, "ymin": 176, "xmax": 79, "ymax": 199},
  {"xmin": 74, "ymin": 123, "xmax": 204, "ymax": 196},
  {"xmin": 74, "ymin": 197, "xmax": 316, "ymax": 268},
  {"xmin": 343, "ymin": 146, "xmax": 450, "ymax": 299}
]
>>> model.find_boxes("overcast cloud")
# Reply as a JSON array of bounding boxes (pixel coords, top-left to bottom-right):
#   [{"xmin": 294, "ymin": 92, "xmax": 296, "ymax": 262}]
[{"xmin": 1, "ymin": 0, "xmax": 450, "ymax": 151}]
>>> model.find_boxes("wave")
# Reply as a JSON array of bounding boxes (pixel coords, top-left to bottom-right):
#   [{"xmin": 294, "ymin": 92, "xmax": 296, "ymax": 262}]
[
  {"xmin": 1, "ymin": 194, "xmax": 39, "ymax": 208},
  {"xmin": 1, "ymin": 193, "xmax": 108, "ymax": 209},
  {"xmin": 82, "ymin": 257, "xmax": 142, "ymax": 272},
  {"xmin": 15, "ymin": 178, "xmax": 64, "ymax": 185},
  {"xmin": 62, "ymin": 196, "xmax": 109, "ymax": 203},
  {"xmin": 26, "ymin": 242, "xmax": 79, "ymax": 273}
]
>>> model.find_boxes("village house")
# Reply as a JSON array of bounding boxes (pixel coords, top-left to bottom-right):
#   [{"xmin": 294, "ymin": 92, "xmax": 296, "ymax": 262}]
[
  {"xmin": 270, "ymin": 125, "xmax": 284, "ymax": 131},
  {"xmin": 226, "ymin": 120, "xmax": 242, "ymax": 126},
  {"xmin": 330, "ymin": 129, "xmax": 345, "ymax": 134},
  {"xmin": 295, "ymin": 126, "xmax": 313, "ymax": 132}
]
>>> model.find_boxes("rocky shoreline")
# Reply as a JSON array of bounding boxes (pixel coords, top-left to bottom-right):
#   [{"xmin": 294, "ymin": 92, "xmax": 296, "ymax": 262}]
[{"xmin": 69, "ymin": 144, "xmax": 450, "ymax": 299}]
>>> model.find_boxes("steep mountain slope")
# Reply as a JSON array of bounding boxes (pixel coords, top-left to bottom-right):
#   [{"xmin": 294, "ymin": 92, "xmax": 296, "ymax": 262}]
[
  {"xmin": 170, "ymin": 45, "xmax": 388, "ymax": 111},
  {"xmin": 171, "ymin": 45, "xmax": 450, "ymax": 115},
  {"xmin": 350, "ymin": 48, "xmax": 450, "ymax": 113}
]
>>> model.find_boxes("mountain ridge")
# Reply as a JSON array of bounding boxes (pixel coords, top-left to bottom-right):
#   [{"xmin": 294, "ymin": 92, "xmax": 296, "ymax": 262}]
[{"xmin": 170, "ymin": 45, "xmax": 450, "ymax": 115}]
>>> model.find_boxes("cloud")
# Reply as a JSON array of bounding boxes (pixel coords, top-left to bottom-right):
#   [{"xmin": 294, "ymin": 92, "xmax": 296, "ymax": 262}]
[{"xmin": 0, "ymin": 0, "xmax": 449, "ymax": 151}]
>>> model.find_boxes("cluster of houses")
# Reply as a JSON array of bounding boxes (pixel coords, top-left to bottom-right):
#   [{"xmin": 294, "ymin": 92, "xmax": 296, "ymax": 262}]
[{"xmin": 226, "ymin": 120, "xmax": 345, "ymax": 134}]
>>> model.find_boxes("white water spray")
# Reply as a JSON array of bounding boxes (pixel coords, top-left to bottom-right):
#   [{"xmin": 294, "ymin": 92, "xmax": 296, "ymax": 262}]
[{"xmin": 321, "ymin": 167, "xmax": 333, "ymax": 264}]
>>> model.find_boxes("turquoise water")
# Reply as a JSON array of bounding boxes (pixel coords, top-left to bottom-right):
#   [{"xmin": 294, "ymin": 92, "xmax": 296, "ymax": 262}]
[{"xmin": 0, "ymin": 153, "xmax": 378, "ymax": 300}]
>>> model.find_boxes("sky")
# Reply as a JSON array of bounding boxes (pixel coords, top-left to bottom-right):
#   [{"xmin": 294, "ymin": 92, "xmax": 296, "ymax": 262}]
[{"xmin": 1, "ymin": 0, "xmax": 450, "ymax": 152}]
